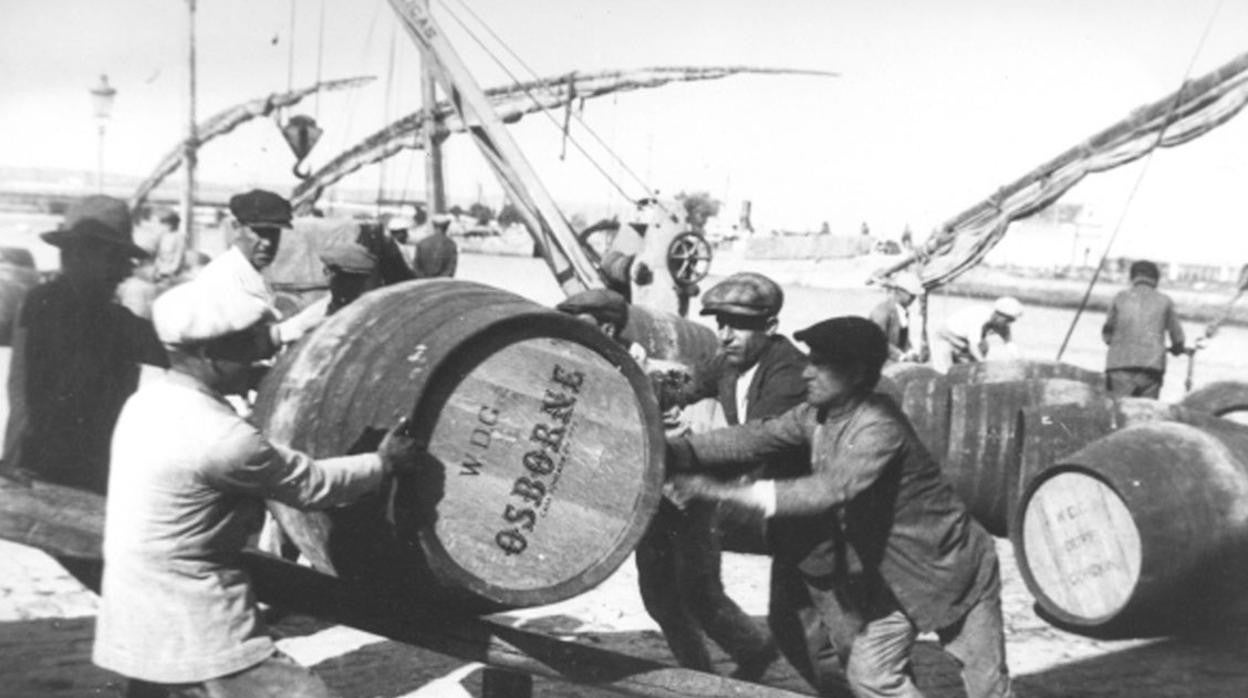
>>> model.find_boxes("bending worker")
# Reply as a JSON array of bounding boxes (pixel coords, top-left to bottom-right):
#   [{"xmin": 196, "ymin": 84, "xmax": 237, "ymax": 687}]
[
  {"xmin": 668, "ymin": 316, "xmax": 1012, "ymax": 698},
  {"xmin": 936, "ymin": 296, "xmax": 1023, "ymax": 369},
  {"xmin": 93, "ymin": 279, "xmax": 423, "ymax": 698}
]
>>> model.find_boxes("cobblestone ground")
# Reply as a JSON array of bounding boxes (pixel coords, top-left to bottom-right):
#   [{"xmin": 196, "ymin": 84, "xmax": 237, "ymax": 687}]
[{"xmin": 4, "ymin": 537, "xmax": 1248, "ymax": 697}]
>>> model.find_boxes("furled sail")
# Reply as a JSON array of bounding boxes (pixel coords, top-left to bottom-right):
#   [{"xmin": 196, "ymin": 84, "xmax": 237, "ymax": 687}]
[
  {"xmin": 290, "ymin": 66, "xmax": 835, "ymax": 213},
  {"xmin": 879, "ymin": 50, "xmax": 1248, "ymax": 289},
  {"xmin": 129, "ymin": 76, "xmax": 375, "ymax": 210}
]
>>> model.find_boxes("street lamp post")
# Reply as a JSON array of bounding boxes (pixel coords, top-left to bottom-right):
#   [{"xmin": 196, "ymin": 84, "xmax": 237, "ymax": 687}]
[{"xmin": 89, "ymin": 74, "xmax": 117, "ymax": 194}]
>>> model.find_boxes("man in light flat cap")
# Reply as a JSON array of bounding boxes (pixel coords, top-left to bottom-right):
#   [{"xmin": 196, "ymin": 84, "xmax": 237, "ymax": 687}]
[
  {"xmin": 633, "ymin": 271, "xmax": 813, "ymax": 682},
  {"xmin": 3, "ymin": 195, "xmax": 166, "ymax": 497},
  {"xmin": 93, "ymin": 278, "xmax": 423, "ymax": 698},
  {"xmin": 412, "ymin": 212, "xmax": 458, "ymax": 279},
  {"xmin": 668, "ymin": 316, "xmax": 1011, "ymax": 698},
  {"xmin": 316, "ymin": 241, "xmax": 381, "ymax": 317},
  {"xmin": 195, "ymin": 189, "xmax": 320, "ymax": 347}
]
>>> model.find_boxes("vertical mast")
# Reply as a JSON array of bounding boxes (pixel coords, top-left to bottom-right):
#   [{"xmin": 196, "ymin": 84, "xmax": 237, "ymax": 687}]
[
  {"xmin": 387, "ymin": 0, "xmax": 599, "ymax": 294},
  {"xmin": 420, "ymin": 0, "xmax": 446, "ymax": 214},
  {"xmin": 182, "ymin": 0, "xmax": 198, "ymax": 249}
]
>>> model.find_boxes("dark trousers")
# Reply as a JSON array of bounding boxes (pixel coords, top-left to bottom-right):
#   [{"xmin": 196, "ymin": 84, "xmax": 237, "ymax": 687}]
[
  {"xmin": 124, "ymin": 651, "xmax": 338, "ymax": 698},
  {"xmin": 1106, "ymin": 368, "xmax": 1163, "ymax": 398},
  {"xmin": 635, "ymin": 500, "xmax": 773, "ymax": 671}
]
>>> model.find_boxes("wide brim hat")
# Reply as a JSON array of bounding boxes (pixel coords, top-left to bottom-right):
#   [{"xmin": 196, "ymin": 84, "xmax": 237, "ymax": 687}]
[{"xmin": 41, "ymin": 195, "xmax": 147, "ymax": 258}]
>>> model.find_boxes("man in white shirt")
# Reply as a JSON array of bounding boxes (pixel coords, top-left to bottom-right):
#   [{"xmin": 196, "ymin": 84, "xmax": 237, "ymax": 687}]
[
  {"xmin": 195, "ymin": 189, "xmax": 322, "ymax": 348},
  {"xmin": 94, "ymin": 277, "xmax": 422, "ymax": 698}
]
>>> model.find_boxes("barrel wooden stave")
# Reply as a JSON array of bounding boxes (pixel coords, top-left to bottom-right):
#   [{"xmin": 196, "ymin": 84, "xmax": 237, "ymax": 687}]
[
  {"xmin": 900, "ymin": 372, "xmax": 951, "ymax": 461},
  {"xmin": 1015, "ymin": 419, "xmax": 1248, "ymax": 634},
  {"xmin": 946, "ymin": 359, "xmax": 1103, "ymax": 387},
  {"xmin": 944, "ymin": 378, "xmax": 1103, "ymax": 536},
  {"xmin": 253, "ymin": 279, "xmax": 664, "ymax": 611}
]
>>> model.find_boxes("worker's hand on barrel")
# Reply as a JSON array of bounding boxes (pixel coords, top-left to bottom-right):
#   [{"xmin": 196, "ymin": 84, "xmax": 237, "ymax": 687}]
[
  {"xmin": 379, "ymin": 418, "xmax": 425, "ymax": 476},
  {"xmin": 664, "ymin": 437, "xmax": 697, "ymax": 473}
]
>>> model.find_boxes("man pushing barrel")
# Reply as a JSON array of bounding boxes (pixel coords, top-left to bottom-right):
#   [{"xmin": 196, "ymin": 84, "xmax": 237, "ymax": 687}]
[
  {"xmin": 93, "ymin": 277, "xmax": 425, "ymax": 698},
  {"xmin": 668, "ymin": 316, "xmax": 1012, "ymax": 698}
]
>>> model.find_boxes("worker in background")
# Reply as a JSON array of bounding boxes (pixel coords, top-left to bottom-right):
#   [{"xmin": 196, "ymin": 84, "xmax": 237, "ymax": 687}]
[
  {"xmin": 2, "ymin": 195, "xmax": 166, "ymax": 496},
  {"xmin": 152, "ymin": 209, "xmax": 188, "ymax": 283},
  {"xmin": 1102, "ymin": 260, "xmax": 1189, "ymax": 398},
  {"xmin": 387, "ymin": 216, "xmax": 416, "ymax": 269},
  {"xmin": 93, "ymin": 278, "xmax": 423, "ymax": 698},
  {"xmin": 315, "ymin": 242, "xmax": 381, "ymax": 318},
  {"xmin": 868, "ymin": 271, "xmax": 923, "ymax": 362},
  {"xmin": 639, "ymin": 272, "xmax": 811, "ymax": 683},
  {"xmin": 0, "ymin": 196, "xmax": 167, "ymax": 593},
  {"xmin": 194, "ymin": 189, "xmax": 321, "ymax": 347},
  {"xmin": 935, "ymin": 296, "xmax": 1023, "ymax": 369},
  {"xmin": 668, "ymin": 316, "xmax": 1012, "ymax": 698},
  {"xmin": 412, "ymin": 213, "xmax": 458, "ymax": 279}
]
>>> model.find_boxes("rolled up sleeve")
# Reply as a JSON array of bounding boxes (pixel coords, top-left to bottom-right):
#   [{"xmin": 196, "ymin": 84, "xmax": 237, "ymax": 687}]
[{"xmin": 686, "ymin": 404, "xmax": 811, "ymax": 469}]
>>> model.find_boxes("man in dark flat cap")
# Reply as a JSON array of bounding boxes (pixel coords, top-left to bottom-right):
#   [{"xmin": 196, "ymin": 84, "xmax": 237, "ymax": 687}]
[
  {"xmin": 3, "ymin": 195, "xmax": 167, "ymax": 496},
  {"xmin": 631, "ymin": 271, "xmax": 814, "ymax": 682},
  {"xmin": 668, "ymin": 316, "xmax": 1012, "ymax": 698}
]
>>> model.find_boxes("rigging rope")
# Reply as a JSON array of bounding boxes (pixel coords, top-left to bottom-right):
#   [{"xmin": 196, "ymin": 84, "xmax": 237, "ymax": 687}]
[
  {"xmin": 314, "ymin": 0, "xmax": 327, "ymax": 118},
  {"xmin": 1055, "ymin": 0, "xmax": 1226, "ymax": 361},
  {"xmin": 436, "ymin": 0, "xmax": 669, "ymax": 212}
]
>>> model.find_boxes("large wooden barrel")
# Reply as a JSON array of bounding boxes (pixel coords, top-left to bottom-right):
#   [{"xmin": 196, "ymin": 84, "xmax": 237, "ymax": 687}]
[
  {"xmin": 1014, "ymin": 416, "xmax": 1248, "ymax": 634},
  {"xmin": 621, "ymin": 304, "xmax": 718, "ymax": 367},
  {"xmin": 1014, "ymin": 397, "xmax": 1184, "ymax": 525},
  {"xmin": 900, "ymin": 371, "xmax": 952, "ymax": 461},
  {"xmin": 881, "ymin": 362, "xmax": 941, "ymax": 404},
  {"xmin": 946, "ymin": 359, "xmax": 1102, "ymax": 387},
  {"xmin": 944, "ymin": 378, "xmax": 1103, "ymax": 536},
  {"xmin": 252, "ymin": 279, "xmax": 664, "ymax": 612}
]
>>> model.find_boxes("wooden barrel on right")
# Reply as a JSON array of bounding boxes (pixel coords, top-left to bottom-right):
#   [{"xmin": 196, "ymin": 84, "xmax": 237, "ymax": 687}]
[
  {"xmin": 1013, "ymin": 416, "xmax": 1248, "ymax": 633},
  {"xmin": 943, "ymin": 378, "xmax": 1103, "ymax": 536},
  {"xmin": 253, "ymin": 279, "xmax": 664, "ymax": 613}
]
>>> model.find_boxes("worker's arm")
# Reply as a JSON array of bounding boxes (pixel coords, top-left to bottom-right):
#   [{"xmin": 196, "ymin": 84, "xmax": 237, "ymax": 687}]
[
  {"xmin": 203, "ymin": 419, "xmax": 420, "ymax": 509},
  {"xmin": 669, "ymin": 403, "xmax": 811, "ymax": 473},
  {"xmin": 1101, "ymin": 298, "xmax": 1118, "ymax": 346},
  {"xmin": 1, "ymin": 326, "xmax": 29, "ymax": 474},
  {"xmin": 1165, "ymin": 298, "xmax": 1188, "ymax": 355}
]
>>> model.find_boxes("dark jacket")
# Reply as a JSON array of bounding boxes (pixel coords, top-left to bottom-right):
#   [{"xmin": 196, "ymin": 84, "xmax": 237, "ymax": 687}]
[
  {"xmin": 413, "ymin": 233, "xmax": 458, "ymax": 279},
  {"xmin": 681, "ymin": 393, "xmax": 997, "ymax": 632},
  {"xmin": 671, "ymin": 335, "xmax": 809, "ymax": 477},
  {"xmin": 5, "ymin": 278, "xmax": 167, "ymax": 493},
  {"xmin": 1102, "ymin": 281, "xmax": 1185, "ymax": 372}
]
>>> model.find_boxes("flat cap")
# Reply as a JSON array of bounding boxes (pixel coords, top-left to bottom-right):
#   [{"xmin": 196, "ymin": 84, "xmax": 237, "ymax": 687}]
[
  {"xmin": 229, "ymin": 189, "xmax": 292, "ymax": 228},
  {"xmin": 700, "ymin": 272, "xmax": 784, "ymax": 317},
  {"xmin": 794, "ymin": 316, "xmax": 888, "ymax": 372},
  {"xmin": 153, "ymin": 280, "xmax": 274, "ymax": 346},
  {"xmin": 556, "ymin": 288, "xmax": 629, "ymax": 328},
  {"xmin": 320, "ymin": 242, "xmax": 378, "ymax": 275},
  {"xmin": 993, "ymin": 296, "xmax": 1023, "ymax": 319}
]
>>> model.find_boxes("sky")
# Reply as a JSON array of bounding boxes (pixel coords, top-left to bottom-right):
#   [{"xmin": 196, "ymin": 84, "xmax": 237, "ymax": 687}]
[{"xmin": 2, "ymin": 0, "xmax": 1248, "ymax": 262}]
